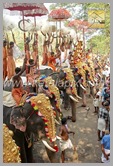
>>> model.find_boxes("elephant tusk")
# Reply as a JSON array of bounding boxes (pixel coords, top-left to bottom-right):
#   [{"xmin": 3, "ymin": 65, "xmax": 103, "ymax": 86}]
[
  {"xmin": 76, "ymin": 95, "xmax": 82, "ymax": 100},
  {"xmin": 97, "ymin": 73, "xmax": 102, "ymax": 78},
  {"xmin": 94, "ymin": 78, "xmax": 97, "ymax": 82},
  {"xmin": 80, "ymin": 84, "xmax": 86, "ymax": 91},
  {"xmin": 88, "ymin": 81, "xmax": 94, "ymax": 87},
  {"xmin": 42, "ymin": 140, "xmax": 56, "ymax": 152},
  {"xmin": 56, "ymin": 136, "xmax": 62, "ymax": 140},
  {"xmin": 69, "ymin": 95, "xmax": 79, "ymax": 103},
  {"xmin": 55, "ymin": 119, "xmax": 60, "ymax": 125}
]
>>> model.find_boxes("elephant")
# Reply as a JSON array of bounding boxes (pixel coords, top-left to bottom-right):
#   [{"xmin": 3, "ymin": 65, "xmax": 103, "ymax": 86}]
[
  {"xmin": 3, "ymin": 94, "xmax": 60, "ymax": 163},
  {"xmin": 51, "ymin": 68, "xmax": 82, "ymax": 122}
]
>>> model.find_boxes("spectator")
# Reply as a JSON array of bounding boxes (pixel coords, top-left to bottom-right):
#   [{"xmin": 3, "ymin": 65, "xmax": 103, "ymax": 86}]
[
  {"xmin": 97, "ymin": 101, "xmax": 110, "ymax": 141},
  {"xmin": 93, "ymin": 93, "xmax": 100, "ymax": 114},
  {"xmin": 93, "ymin": 88, "xmax": 101, "ymax": 114},
  {"xmin": 101, "ymin": 130, "xmax": 110, "ymax": 163},
  {"xmin": 59, "ymin": 117, "xmax": 75, "ymax": 163}
]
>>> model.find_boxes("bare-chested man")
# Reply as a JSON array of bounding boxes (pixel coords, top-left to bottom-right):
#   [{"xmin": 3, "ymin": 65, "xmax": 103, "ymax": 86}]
[{"xmin": 59, "ymin": 117, "xmax": 75, "ymax": 163}]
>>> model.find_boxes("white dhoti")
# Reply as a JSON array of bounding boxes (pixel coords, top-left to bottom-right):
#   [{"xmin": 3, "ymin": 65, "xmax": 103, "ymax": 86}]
[
  {"xmin": 3, "ymin": 90, "xmax": 16, "ymax": 107},
  {"xmin": 98, "ymin": 118, "xmax": 106, "ymax": 131},
  {"xmin": 101, "ymin": 149, "xmax": 110, "ymax": 163},
  {"xmin": 59, "ymin": 138, "xmax": 74, "ymax": 151}
]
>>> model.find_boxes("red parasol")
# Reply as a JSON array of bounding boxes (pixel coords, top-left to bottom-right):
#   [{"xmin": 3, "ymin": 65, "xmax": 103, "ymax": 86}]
[
  {"xmin": 68, "ymin": 19, "xmax": 90, "ymax": 52},
  {"xmin": 48, "ymin": 8, "xmax": 71, "ymax": 67},
  {"xmin": 3, "ymin": 3, "xmax": 45, "ymax": 11},
  {"xmin": 48, "ymin": 8, "xmax": 71, "ymax": 20},
  {"xmin": 23, "ymin": 6, "xmax": 48, "ymax": 17},
  {"xmin": 68, "ymin": 19, "xmax": 90, "ymax": 30}
]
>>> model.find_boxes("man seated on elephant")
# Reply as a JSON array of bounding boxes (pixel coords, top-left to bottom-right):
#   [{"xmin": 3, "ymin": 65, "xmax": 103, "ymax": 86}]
[{"xmin": 59, "ymin": 117, "xmax": 75, "ymax": 163}]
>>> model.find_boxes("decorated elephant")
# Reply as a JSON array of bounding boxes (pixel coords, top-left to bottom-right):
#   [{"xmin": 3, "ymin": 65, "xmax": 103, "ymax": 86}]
[
  {"xmin": 73, "ymin": 61, "xmax": 87, "ymax": 107},
  {"xmin": 83, "ymin": 62, "xmax": 95, "ymax": 97},
  {"xmin": 3, "ymin": 93, "xmax": 60, "ymax": 163},
  {"xmin": 52, "ymin": 68, "xmax": 82, "ymax": 122}
]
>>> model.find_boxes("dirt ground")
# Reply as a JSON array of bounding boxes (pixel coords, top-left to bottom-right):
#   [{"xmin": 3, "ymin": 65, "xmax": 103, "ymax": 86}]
[{"xmin": 32, "ymin": 89, "xmax": 102, "ymax": 163}]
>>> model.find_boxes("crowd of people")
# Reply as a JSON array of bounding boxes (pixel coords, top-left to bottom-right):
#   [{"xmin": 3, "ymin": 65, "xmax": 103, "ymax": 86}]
[{"xmin": 93, "ymin": 65, "xmax": 110, "ymax": 163}]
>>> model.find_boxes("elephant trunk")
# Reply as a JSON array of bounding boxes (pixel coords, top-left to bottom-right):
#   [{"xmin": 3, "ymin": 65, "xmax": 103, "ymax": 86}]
[{"xmin": 42, "ymin": 140, "xmax": 56, "ymax": 152}]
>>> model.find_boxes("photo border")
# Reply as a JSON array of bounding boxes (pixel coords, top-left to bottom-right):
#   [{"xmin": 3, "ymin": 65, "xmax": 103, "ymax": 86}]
[{"xmin": 1, "ymin": 0, "xmax": 112, "ymax": 166}]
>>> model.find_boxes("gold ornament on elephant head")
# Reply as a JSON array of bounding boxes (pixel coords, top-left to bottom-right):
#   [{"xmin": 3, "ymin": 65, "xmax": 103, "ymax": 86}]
[
  {"xmin": 43, "ymin": 76, "xmax": 61, "ymax": 111},
  {"xmin": 30, "ymin": 94, "xmax": 56, "ymax": 142},
  {"xmin": 63, "ymin": 68, "xmax": 81, "ymax": 100},
  {"xmin": 75, "ymin": 61, "xmax": 87, "ymax": 88}
]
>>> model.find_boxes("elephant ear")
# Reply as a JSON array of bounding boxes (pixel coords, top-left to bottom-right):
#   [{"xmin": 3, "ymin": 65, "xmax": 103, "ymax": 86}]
[{"xmin": 10, "ymin": 106, "xmax": 27, "ymax": 132}]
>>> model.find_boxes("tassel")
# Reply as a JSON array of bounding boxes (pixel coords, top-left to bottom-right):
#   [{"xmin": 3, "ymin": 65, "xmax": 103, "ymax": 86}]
[
  {"xmin": 43, "ymin": 119, "xmax": 48, "ymax": 123},
  {"xmin": 34, "ymin": 106, "xmax": 38, "ymax": 111},
  {"xmin": 31, "ymin": 103, "xmax": 35, "ymax": 107},
  {"xmin": 53, "ymin": 145, "xmax": 59, "ymax": 152}
]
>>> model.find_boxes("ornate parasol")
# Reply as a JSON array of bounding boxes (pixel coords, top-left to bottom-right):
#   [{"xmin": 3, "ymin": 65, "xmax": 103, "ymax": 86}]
[
  {"xmin": 48, "ymin": 8, "xmax": 71, "ymax": 46},
  {"xmin": 68, "ymin": 19, "xmax": 89, "ymax": 29},
  {"xmin": 48, "ymin": 8, "xmax": 71, "ymax": 20},
  {"xmin": 68, "ymin": 19, "xmax": 90, "ymax": 53},
  {"xmin": 48, "ymin": 8, "xmax": 71, "ymax": 68}
]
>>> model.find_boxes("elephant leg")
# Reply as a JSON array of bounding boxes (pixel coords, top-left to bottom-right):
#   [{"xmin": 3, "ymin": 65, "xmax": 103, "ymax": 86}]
[
  {"xmin": 45, "ymin": 147, "xmax": 60, "ymax": 163},
  {"xmin": 13, "ymin": 131, "xmax": 28, "ymax": 163},
  {"xmin": 91, "ymin": 87, "xmax": 95, "ymax": 98},
  {"xmin": 63, "ymin": 91, "xmax": 70, "ymax": 109},
  {"xmin": 77, "ymin": 85, "xmax": 80, "ymax": 96},
  {"xmin": 24, "ymin": 139, "xmax": 34, "ymax": 163},
  {"xmin": 82, "ymin": 92, "xmax": 86, "ymax": 106},
  {"xmin": 70, "ymin": 99, "xmax": 76, "ymax": 122},
  {"xmin": 89, "ymin": 86, "xmax": 94, "ymax": 97}
]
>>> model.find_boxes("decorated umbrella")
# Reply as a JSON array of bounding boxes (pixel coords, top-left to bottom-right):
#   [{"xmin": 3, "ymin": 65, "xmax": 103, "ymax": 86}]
[
  {"xmin": 48, "ymin": 8, "xmax": 71, "ymax": 46},
  {"xmin": 23, "ymin": 5, "xmax": 49, "ymax": 75},
  {"xmin": 68, "ymin": 19, "xmax": 90, "ymax": 52},
  {"xmin": 3, "ymin": 3, "xmax": 45, "ymax": 52},
  {"xmin": 48, "ymin": 8, "xmax": 71, "ymax": 67}
]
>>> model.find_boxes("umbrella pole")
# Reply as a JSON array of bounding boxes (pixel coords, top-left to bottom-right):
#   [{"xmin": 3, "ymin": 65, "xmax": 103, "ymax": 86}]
[
  {"xmin": 60, "ymin": 21, "xmax": 61, "ymax": 67},
  {"xmin": 22, "ymin": 11, "xmax": 26, "ymax": 54},
  {"xmin": 34, "ymin": 16, "xmax": 36, "ymax": 27},
  {"xmin": 83, "ymin": 28, "xmax": 85, "ymax": 57},
  {"xmin": 22, "ymin": 11, "xmax": 29, "ymax": 92},
  {"xmin": 34, "ymin": 16, "xmax": 40, "ymax": 76},
  {"xmin": 56, "ymin": 21, "xmax": 58, "ymax": 46}
]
